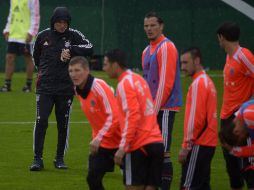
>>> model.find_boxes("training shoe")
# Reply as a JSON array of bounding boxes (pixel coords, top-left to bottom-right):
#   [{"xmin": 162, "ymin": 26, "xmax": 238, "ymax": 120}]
[
  {"xmin": 22, "ymin": 85, "xmax": 32, "ymax": 93},
  {"xmin": 53, "ymin": 159, "xmax": 68, "ymax": 169},
  {"xmin": 0, "ymin": 85, "xmax": 11, "ymax": 92},
  {"xmin": 30, "ymin": 158, "xmax": 44, "ymax": 171}
]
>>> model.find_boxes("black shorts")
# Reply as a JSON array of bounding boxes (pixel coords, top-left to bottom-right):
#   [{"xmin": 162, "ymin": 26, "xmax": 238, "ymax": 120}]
[
  {"xmin": 157, "ymin": 110, "xmax": 175, "ymax": 152},
  {"xmin": 123, "ymin": 143, "xmax": 164, "ymax": 187},
  {"xmin": 180, "ymin": 145, "xmax": 215, "ymax": 190},
  {"xmin": 221, "ymin": 115, "xmax": 254, "ymax": 189},
  {"xmin": 7, "ymin": 42, "xmax": 32, "ymax": 56},
  {"xmin": 88, "ymin": 147, "xmax": 117, "ymax": 173}
]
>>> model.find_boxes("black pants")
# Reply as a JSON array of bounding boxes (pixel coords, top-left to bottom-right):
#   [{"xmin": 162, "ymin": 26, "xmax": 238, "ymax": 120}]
[
  {"xmin": 180, "ymin": 145, "xmax": 215, "ymax": 190},
  {"xmin": 33, "ymin": 94, "xmax": 73, "ymax": 159},
  {"xmin": 87, "ymin": 147, "xmax": 117, "ymax": 190}
]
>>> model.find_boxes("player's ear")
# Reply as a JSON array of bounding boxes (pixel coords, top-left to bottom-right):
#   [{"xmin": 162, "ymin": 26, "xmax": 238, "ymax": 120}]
[
  {"xmin": 160, "ymin": 23, "xmax": 164, "ymax": 31},
  {"xmin": 218, "ymin": 34, "xmax": 225, "ymax": 42},
  {"xmin": 194, "ymin": 57, "xmax": 200, "ymax": 66}
]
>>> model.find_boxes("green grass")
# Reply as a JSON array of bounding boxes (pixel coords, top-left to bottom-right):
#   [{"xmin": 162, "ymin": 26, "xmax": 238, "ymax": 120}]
[{"xmin": 0, "ymin": 71, "xmax": 241, "ymax": 190}]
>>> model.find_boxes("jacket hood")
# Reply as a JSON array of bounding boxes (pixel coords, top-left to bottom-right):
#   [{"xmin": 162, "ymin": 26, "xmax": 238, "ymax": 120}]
[{"xmin": 50, "ymin": 7, "xmax": 71, "ymax": 30}]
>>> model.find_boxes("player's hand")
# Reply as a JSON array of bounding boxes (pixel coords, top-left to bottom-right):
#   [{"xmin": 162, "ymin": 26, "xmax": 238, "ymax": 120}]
[
  {"xmin": 89, "ymin": 139, "xmax": 100, "ymax": 155},
  {"xmin": 114, "ymin": 148, "xmax": 125, "ymax": 166},
  {"xmin": 26, "ymin": 33, "xmax": 33, "ymax": 43},
  {"xmin": 3, "ymin": 32, "xmax": 9, "ymax": 41},
  {"xmin": 60, "ymin": 49, "xmax": 71, "ymax": 62},
  {"xmin": 178, "ymin": 148, "xmax": 189, "ymax": 164}
]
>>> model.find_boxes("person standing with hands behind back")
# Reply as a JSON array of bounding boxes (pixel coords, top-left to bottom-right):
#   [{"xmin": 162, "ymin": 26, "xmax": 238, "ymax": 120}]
[
  {"xmin": 179, "ymin": 47, "xmax": 218, "ymax": 190},
  {"xmin": 30, "ymin": 6, "xmax": 93, "ymax": 171},
  {"xmin": 142, "ymin": 11, "xmax": 182, "ymax": 190},
  {"xmin": 0, "ymin": 0, "xmax": 40, "ymax": 92}
]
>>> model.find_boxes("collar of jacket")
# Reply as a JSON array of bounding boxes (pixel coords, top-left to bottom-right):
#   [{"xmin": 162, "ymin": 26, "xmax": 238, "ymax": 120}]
[{"xmin": 76, "ymin": 74, "xmax": 94, "ymax": 99}]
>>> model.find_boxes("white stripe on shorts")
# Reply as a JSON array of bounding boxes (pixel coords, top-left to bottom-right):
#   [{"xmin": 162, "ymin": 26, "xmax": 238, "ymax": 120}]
[
  {"xmin": 125, "ymin": 153, "xmax": 132, "ymax": 185},
  {"xmin": 162, "ymin": 110, "xmax": 169, "ymax": 151},
  {"xmin": 184, "ymin": 145, "xmax": 200, "ymax": 188}
]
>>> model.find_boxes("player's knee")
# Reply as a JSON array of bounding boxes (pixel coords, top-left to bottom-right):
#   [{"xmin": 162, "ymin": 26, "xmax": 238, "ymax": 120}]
[
  {"xmin": 36, "ymin": 117, "xmax": 48, "ymax": 129},
  {"xmin": 6, "ymin": 54, "xmax": 15, "ymax": 64},
  {"xmin": 163, "ymin": 153, "xmax": 172, "ymax": 164},
  {"xmin": 164, "ymin": 151, "xmax": 170, "ymax": 158}
]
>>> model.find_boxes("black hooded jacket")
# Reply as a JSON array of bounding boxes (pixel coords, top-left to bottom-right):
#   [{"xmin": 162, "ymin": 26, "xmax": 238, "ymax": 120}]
[{"xmin": 33, "ymin": 7, "xmax": 93, "ymax": 95}]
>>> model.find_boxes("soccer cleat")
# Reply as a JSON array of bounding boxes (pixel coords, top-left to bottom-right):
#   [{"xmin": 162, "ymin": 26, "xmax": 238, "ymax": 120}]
[
  {"xmin": 22, "ymin": 85, "xmax": 32, "ymax": 93},
  {"xmin": 30, "ymin": 158, "xmax": 44, "ymax": 171},
  {"xmin": 0, "ymin": 85, "xmax": 11, "ymax": 92},
  {"xmin": 53, "ymin": 159, "xmax": 68, "ymax": 169}
]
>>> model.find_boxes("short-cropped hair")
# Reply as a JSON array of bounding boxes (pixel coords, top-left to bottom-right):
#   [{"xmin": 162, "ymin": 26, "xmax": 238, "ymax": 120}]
[
  {"xmin": 217, "ymin": 21, "xmax": 240, "ymax": 42},
  {"xmin": 181, "ymin": 47, "xmax": 203, "ymax": 64},
  {"xmin": 104, "ymin": 48, "xmax": 127, "ymax": 69},
  {"xmin": 145, "ymin": 11, "xmax": 164, "ymax": 24},
  {"xmin": 69, "ymin": 56, "xmax": 89, "ymax": 68}
]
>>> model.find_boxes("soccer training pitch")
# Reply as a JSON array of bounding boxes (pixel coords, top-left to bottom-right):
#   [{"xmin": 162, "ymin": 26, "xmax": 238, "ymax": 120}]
[{"xmin": 0, "ymin": 71, "xmax": 236, "ymax": 190}]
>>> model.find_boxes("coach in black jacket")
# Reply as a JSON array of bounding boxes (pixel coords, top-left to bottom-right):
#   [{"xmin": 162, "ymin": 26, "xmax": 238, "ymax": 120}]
[{"xmin": 30, "ymin": 6, "xmax": 93, "ymax": 171}]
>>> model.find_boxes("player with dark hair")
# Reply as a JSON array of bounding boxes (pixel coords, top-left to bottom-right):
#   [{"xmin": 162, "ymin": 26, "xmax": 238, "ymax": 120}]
[
  {"xmin": 217, "ymin": 21, "xmax": 240, "ymax": 42},
  {"xmin": 103, "ymin": 48, "xmax": 164, "ymax": 190},
  {"xmin": 220, "ymin": 100, "xmax": 254, "ymax": 190},
  {"xmin": 217, "ymin": 21, "xmax": 254, "ymax": 190},
  {"xmin": 220, "ymin": 100, "xmax": 254, "ymax": 158},
  {"xmin": 179, "ymin": 47, "xmax": 218, "ymax": 190},
  {"xmin": 142, "ymin": 11, "xmax": 182, "ymax": 190}
]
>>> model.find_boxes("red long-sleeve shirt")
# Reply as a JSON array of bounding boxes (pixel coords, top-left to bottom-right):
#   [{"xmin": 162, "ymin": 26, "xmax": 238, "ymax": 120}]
[
  {"xmin": 116, "ymin": 70, "xmax": 163, "ymax": 152},
  {"xmin": 182, "ymin": 71, "xmax": 218, "ymax": 149},
  {"xmin": 221, "ymin": 46, "xmax": 254, "ymax": 119},
  {"xmin": 78, "ymin": 78, "xmax": 121, "ymax": 149}
]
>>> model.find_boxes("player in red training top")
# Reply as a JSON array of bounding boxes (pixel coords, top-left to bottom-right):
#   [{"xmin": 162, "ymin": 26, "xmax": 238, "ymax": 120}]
[
  {"xmin": 179, "ymin": 47, "xmax": 218, "ymax": 190},
  {"xmin": 221, "ymin": 99, "xmax": 254, "ymax": 158},
  {"xmin": 217, "ymin": 21, "xmax": 254, "ymax": 190},
  {"xmin": 103, "ymin": 48, "xmax": 164, "ymax": 190},
  {"xmin": 68, "ymin": 56, "xmax": 121, "ymax": 190}
]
